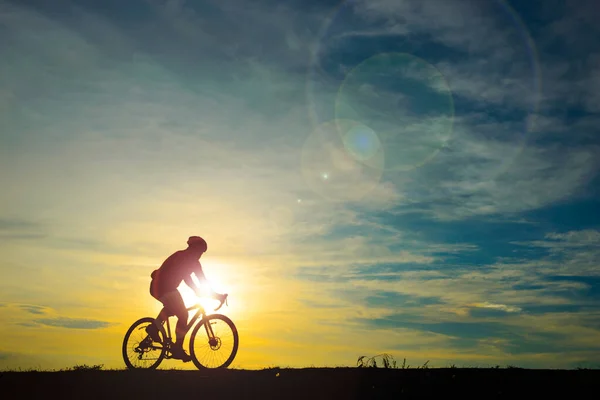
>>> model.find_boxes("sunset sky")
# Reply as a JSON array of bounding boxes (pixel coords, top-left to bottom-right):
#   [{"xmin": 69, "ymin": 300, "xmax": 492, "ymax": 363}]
[{"xmin": 1, "ymin": 0, "xmax": 600, "ymax": 370}]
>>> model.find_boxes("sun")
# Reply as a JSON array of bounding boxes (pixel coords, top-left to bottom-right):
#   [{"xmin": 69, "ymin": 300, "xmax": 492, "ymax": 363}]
[
  {"xmin": 178, "ymin": 284, "xmax": 202, "ymax": 308},
  {"xmin": 177, "ymin": 261, "xmax": 231, "ymax": 311},
  {"xmin": 177, "ymin": 280, "xmax": 221, "ymax": 312}
]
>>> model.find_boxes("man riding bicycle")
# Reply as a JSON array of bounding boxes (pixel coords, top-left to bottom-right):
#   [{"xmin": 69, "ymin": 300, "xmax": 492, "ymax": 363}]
[{"xmin": 146, "ymin": 236, "xmax": 226, "ymax": 362}]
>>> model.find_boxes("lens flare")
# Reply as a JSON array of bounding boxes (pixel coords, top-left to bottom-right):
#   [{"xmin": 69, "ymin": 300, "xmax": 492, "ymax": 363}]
[
  {"xmin": 306, "ymin": 0, "xmax": 542, "ymax": 179},
  {"xmin": 301, "ymin": 119, "xmax": 384, "ymax": 202},
  {"xmin": 342, "ymin": 124, "xmax": 381, "ymax": 163},
  {"xmin": 335, "ymin": 52, "xmax": 454, "ymax": 172}
]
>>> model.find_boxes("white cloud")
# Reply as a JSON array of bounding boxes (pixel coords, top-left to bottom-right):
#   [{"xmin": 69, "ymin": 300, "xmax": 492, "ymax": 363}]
[
  {"xmin": 305, "ymin": 0, "xmax": 600, "ymax": 220},
  {"xmin": 346, "ymin": 0, "xmax": 538, "ymax": 104},
  {"xmin": 544, "ymin": 230, "xmax": 600, "ymax": 246},
  {"xmin": 512, "ymin": 229, "xmax": 600, "ymax": 276},
  {"xmin": 393, "ymin": 123, "xmax": 598, "ymax": 220},
  {"xmin": 470, "ymin": 302, "xmax": 522, "ymax": 313},
  {"xmin": 333, "ymin": 0, "xmax": 600, "ymax": 119}
]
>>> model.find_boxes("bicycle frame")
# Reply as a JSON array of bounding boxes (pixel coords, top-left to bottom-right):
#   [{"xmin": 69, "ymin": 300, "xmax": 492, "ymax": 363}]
[{"xmin": 159, "ymin": 303, "xmax": 217, "ymax": 348}]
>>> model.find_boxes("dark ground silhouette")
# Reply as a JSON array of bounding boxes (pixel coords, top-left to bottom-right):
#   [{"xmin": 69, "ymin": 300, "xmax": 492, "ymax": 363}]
[{"xmin": 2, "ymin": 367, "xmax": 598, "ymax": 399}]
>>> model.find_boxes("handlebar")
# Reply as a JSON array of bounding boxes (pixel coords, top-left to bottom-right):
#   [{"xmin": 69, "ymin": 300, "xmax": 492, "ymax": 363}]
[
  {"xmin": 185, "ymin": 294, "xmax": 229, "ymax": 313},
  {"xmin": 214, "ymin": 293, "xmax": 228, "ymax": 312}
]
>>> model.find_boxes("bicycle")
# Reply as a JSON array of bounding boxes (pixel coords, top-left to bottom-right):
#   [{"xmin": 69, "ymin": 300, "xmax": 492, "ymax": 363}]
[{"xmin": 122, "ymin": 294, "xmax": 239, "ymax": 370}]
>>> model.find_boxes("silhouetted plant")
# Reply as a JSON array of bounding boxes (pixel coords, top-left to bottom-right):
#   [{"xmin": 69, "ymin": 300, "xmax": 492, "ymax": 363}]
[
  {"xmin": 357, "ymin": 353, "xmax": 397, "ymax": 369},
  {"xmin": 70, "ymin": 364, "xmax": 104, "ymax": 371},
  {"xmin": 356, "ymin": 355, "xmax": 431, "ymax": 369}
]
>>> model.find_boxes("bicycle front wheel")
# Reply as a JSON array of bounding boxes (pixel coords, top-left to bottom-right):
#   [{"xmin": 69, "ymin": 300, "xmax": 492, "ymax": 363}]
[
  {"xmin": 122, "ymin": 317, "xmax": 166, "ymax": 370},
  {"xmin": 189, "ymin": 314, "xmax": 239, "ymax": 369}
]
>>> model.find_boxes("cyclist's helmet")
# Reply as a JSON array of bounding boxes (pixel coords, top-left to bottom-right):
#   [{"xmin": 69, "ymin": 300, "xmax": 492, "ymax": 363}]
[{"xmin": 187, "ymin": 236, "xmax": 207, "ymax": 252}]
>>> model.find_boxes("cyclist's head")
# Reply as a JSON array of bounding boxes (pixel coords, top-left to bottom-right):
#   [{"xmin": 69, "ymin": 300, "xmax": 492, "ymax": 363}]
[{"xmin": 187, "ymin": 236, "xmax": 207, "ymax": 255}]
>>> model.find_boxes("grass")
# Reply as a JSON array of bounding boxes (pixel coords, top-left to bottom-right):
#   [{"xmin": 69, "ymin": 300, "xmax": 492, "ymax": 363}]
[
  {"xmin": 2, "ymin": 361, "xmax": 599, "ymax": 399},
  {"xmin": 356, "ymin": 354, "xmax": 430, "ymax": 369},
  {"xmin": 64, "ymin": 364, "xmax": 105, "ymax": 371},
  {"xmin": 2, "ymin": 355, "xmax": 600, "ymax": 372},
  {"xmin": 1, "ymin": 365, "xmax": 105, "ymax": 373}
]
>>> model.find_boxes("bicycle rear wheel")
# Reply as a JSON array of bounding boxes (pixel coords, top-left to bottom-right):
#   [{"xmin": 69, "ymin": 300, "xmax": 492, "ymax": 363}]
[
  {"xmin": 189, "ymin": 314, "xmax": 239, "ymax": 369},
  {"xmin": 122, "ymin": 317, "xmax": 166, "ymax": 369}
]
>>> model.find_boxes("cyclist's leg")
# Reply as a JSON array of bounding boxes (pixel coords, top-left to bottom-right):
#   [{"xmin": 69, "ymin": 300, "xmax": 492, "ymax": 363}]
[
  {"xmin": 145, "ymin": 284, "xmax": 165, "ymax": 341},
  {"xmin": 157, "ymin": 290, "xmax": 189, "ymax": 359},
  {"xmin": 153, "ymin": 308, "xmax": 168, "ymax": 326},
  {"xmin": 143, "ymin": 307, "xmax": 167, "ymax": 343},
  {"xmin": 160, "ymin": 291, "xmax": 187, "ymax": 345}
]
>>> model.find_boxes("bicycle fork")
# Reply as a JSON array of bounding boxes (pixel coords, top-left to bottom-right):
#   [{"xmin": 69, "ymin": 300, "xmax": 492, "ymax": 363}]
[{"xmin": 203, "ymin": 318, "xmax": 220, "ymax": 349}]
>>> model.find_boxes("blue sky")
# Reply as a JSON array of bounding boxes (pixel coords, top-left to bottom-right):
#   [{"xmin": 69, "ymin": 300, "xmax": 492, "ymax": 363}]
[{"xmin": 1, "ymin": 0, "xmax": 599, "ymax": 369}]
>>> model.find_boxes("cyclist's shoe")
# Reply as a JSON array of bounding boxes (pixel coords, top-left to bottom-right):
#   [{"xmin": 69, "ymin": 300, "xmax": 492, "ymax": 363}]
[
  {"xmin": 170, "ymin": 345, "xmax": 192, "ymax": 362},
  {"xmin": 145, "ymin": 323, "xmax": 161, "ymax": 342}
]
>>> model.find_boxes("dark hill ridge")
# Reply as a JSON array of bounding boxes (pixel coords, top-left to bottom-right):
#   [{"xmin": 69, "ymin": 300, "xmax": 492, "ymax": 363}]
[{"xmin": 2, "ymin": 367, "xmax": 598, "ymax": 399}]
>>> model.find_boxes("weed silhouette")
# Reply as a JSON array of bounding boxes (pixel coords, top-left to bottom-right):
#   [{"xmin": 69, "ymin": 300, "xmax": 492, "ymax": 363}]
[
  {"xmin": 68, "ymin": 364, "xmax": 104, "ymax": 371},
  {"xmin": 357, "ymin": 354, "xmax": 430, "ymax": 369}
]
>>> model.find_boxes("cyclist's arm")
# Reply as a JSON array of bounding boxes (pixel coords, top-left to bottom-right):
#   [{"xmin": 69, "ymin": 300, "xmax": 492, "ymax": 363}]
[{"xmin": 184, "ymin": 262, "xmax": 220, "ymax": 299}]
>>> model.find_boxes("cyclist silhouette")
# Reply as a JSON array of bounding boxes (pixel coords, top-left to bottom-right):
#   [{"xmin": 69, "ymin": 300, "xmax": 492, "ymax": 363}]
[{"xmin": 146, "ymin": 236, "xmax": 226, "ymax": 362}]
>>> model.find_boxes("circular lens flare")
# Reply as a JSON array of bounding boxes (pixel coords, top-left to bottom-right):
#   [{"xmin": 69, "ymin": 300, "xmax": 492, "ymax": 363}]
[
  {"xmin": 335, "ymin": 52, "xmax": 454, "ymax": 172},
  {"xmin": 342, "ymin": 124, "xmax": 381, "ymax": 163},
  {"xmin": 301, "ymin": 119, "xmax": 384, "ymax": 202},
  {"xmin": 306, "ymin": 0, "xmax": 542, "ymax": 181}
]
